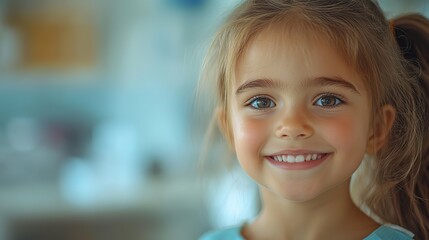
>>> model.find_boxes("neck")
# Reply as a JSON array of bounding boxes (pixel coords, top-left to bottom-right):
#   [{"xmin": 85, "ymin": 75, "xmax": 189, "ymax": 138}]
[{"xmin": 243, "ymin": 179, "xmax": 378, "ymax": 240}]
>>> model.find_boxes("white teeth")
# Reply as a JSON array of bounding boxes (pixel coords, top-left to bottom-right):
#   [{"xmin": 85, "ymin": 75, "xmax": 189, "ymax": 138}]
[
  {"xmin": 295, "ymin": 155, "xmax": 305, "ymax": 162},
  {"xmin": 272, "ymin": 153, "xmax": 325, "ymax": 163},
  {"xmin": 286, "ymin": 155, "xmax": 295, "ymax": 163}
]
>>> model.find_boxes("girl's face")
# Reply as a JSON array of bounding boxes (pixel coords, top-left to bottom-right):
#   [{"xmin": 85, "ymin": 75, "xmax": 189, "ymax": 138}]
[{"xmin": 227, "ymin": 31, "xmax": 373, "ymax": 202}]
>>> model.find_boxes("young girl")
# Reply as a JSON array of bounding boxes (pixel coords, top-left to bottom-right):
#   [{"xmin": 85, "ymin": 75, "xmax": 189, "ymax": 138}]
[{"xmin": 199, "ymin": 0, "xmax": 429, "ymax": 239}]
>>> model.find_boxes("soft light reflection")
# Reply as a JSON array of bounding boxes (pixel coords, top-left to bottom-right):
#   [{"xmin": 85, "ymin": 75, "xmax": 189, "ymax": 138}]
[{"xmin": 6, "ymin": 117, "xmax": 39, "ymax": 152}]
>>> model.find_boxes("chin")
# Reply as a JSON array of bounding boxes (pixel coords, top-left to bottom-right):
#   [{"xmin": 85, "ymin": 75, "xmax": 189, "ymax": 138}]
[
  {"xmin": 279, "ymin": 192, "xmax": 321, "ymax": 203},
  {"xmin": 264, "ymin": 184, "xmax": 323, "ymax": 203}
]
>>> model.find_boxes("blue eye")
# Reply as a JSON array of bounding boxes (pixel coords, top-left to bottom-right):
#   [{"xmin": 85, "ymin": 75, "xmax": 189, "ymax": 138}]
[
  {"xmin": 248, "ymin": 96, "xmax": 276, "ymax": 109},
  {"xmin": 315, "ymin": 95, "xmax": 343, "ymax": 107}
]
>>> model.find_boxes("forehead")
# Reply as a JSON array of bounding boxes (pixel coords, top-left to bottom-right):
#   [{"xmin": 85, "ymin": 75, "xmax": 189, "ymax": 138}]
[
  {"xmin": 244, "ymin": 23, "xmax": 324, "ymax": 60},
  {"xmin": 239, "ymin": 23, "xmax": 338, "ymax": 69},
  {"xmin": 234, "ymin": 26, "xmax": 365, "ymax": 92}
]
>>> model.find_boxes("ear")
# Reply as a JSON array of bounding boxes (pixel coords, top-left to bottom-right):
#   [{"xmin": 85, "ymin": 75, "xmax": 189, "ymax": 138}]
[
  {"xmin": 366, "ymin": 104, "xmax": 396, "ymax": 154},
  {"xmin": 216, "ymin": 107, "xmax": 235, "ymax": 149}
]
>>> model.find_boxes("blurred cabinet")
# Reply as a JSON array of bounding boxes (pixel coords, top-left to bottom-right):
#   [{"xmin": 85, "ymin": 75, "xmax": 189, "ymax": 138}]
[
  {"xmin": 5, "ymin": 0, "xmax": 99, "ymax": 70},
  {"xmin": 0, "ymin": 179, "xmax": 210, "ymax": 240},
  {"xmin": 10, "ymin": 213, "xmax": 161, "ymax": 240}
]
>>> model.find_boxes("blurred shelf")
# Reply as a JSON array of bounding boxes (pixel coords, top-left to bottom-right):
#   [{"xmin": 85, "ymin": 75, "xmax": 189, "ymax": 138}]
[
  {"xmin": 0, "ymin": 70, "xmax": 103, "ymax": 87},
  {"xmin": 0, "ymin": 178, "xmax": 202, "ymax": 218},
  {"xmin": 0, "ymin": 177, "xmax": 208, "ymax": 240}
]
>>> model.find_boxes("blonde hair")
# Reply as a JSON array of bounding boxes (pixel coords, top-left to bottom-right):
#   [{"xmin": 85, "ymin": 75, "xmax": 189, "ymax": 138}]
[{"xmin": 200, "ymin": 1, "xmax": 429, "ymax": 238}]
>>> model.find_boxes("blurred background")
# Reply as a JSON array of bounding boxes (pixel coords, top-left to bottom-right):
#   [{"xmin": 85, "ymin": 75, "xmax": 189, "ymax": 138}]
[{"xmin": 0, "ymin": 0, "xmax": 427, "ymax": 239}]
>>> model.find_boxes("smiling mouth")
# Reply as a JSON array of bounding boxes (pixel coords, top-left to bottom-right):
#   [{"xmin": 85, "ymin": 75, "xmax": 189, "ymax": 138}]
[{"xmin": 268, "ymin": 153, "xmax": 329, "ymax": 163}]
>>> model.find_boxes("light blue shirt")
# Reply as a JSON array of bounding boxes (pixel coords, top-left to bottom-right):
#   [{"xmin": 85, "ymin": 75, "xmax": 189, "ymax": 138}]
[{"xmin": 200, "ymin": 224, "xmax": 414, "ymax": 240}]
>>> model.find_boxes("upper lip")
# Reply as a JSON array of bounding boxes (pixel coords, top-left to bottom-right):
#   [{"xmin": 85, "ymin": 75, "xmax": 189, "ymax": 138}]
[{"xmin": 268, "ymin": 150, "xmax": 329, "ymax": 156}]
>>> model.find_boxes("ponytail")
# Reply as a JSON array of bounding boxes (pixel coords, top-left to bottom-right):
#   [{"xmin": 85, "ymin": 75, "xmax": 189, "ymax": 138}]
[{"xmin": 390, "ymin": 14, "xmax": 429, "ymax": 240}]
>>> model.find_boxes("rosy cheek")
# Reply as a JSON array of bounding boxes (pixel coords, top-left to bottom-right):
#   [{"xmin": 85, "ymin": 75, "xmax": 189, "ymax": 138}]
[
  {"xmin": 232, "ymin": 117, "xmax": 268, "ymax": 153},
  {"xmin": 322, "ymin": 116, "xmax": 368, "ymax": 153},
  {"xmin": 231, "ymin": 117, "xmax": 268, "ymax": 175}
]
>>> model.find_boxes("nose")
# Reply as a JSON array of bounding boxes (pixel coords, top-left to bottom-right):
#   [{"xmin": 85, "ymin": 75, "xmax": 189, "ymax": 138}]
[{"xmin": 275, "ymin": 109, "xmax": 314, "ymax": 140}]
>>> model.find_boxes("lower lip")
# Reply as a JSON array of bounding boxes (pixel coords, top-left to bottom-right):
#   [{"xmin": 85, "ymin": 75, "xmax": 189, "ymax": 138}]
[{"xmin": 266, "ymin": 153, "xmax": 330, "ymax": 170}]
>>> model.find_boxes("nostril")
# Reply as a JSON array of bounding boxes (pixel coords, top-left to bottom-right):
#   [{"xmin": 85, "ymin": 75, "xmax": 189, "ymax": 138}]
[{"xmin": 275, "ymin": 125, "xmax": 313, "ymax": 139}]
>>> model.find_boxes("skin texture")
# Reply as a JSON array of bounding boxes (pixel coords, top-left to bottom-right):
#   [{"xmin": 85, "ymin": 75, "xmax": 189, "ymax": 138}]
[{"xmin": 219, "ymin": 29, "xmax": 395, "ymax": 239}]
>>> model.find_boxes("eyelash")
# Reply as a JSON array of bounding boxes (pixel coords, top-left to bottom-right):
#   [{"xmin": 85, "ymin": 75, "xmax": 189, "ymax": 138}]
[
  {"xmin": 245, "ymin": 95, "xmax": 276, "ymax": 110},
  {"xmin": 313, "ymin": 93, "xmax": 345, "ymax": 108},
  {"xmin": 244, "ymin": 93, "xmax": 346, "ymax": 110}
]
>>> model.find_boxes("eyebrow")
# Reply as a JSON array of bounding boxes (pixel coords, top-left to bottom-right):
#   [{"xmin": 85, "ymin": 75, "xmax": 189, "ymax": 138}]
[
  {"xmin": 235, "ymin": 78, "xmax": 278, "ymax": 95},
  {"xmin": 235, "ymin": 76, "xmax": 360, "ymax": 95},
  {"xmin": 314, "ymin": 77, "xmax": 360, "ymax": 94}
]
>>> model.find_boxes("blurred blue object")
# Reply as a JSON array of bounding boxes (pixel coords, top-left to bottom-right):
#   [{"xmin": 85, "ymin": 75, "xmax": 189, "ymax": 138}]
[{"xmin": 167, "ymin": 0, "xmax": 207, "ymax": 8}]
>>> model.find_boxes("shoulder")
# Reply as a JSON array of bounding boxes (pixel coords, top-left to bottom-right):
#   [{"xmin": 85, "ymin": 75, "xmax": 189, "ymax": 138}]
[
  {"xmin": 364, "ymin": 224, "xmax": 414, "ymax": 240},
  {"xmin": 199, "ymin": 225, "xmax": 244, "ymax": 240}
]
